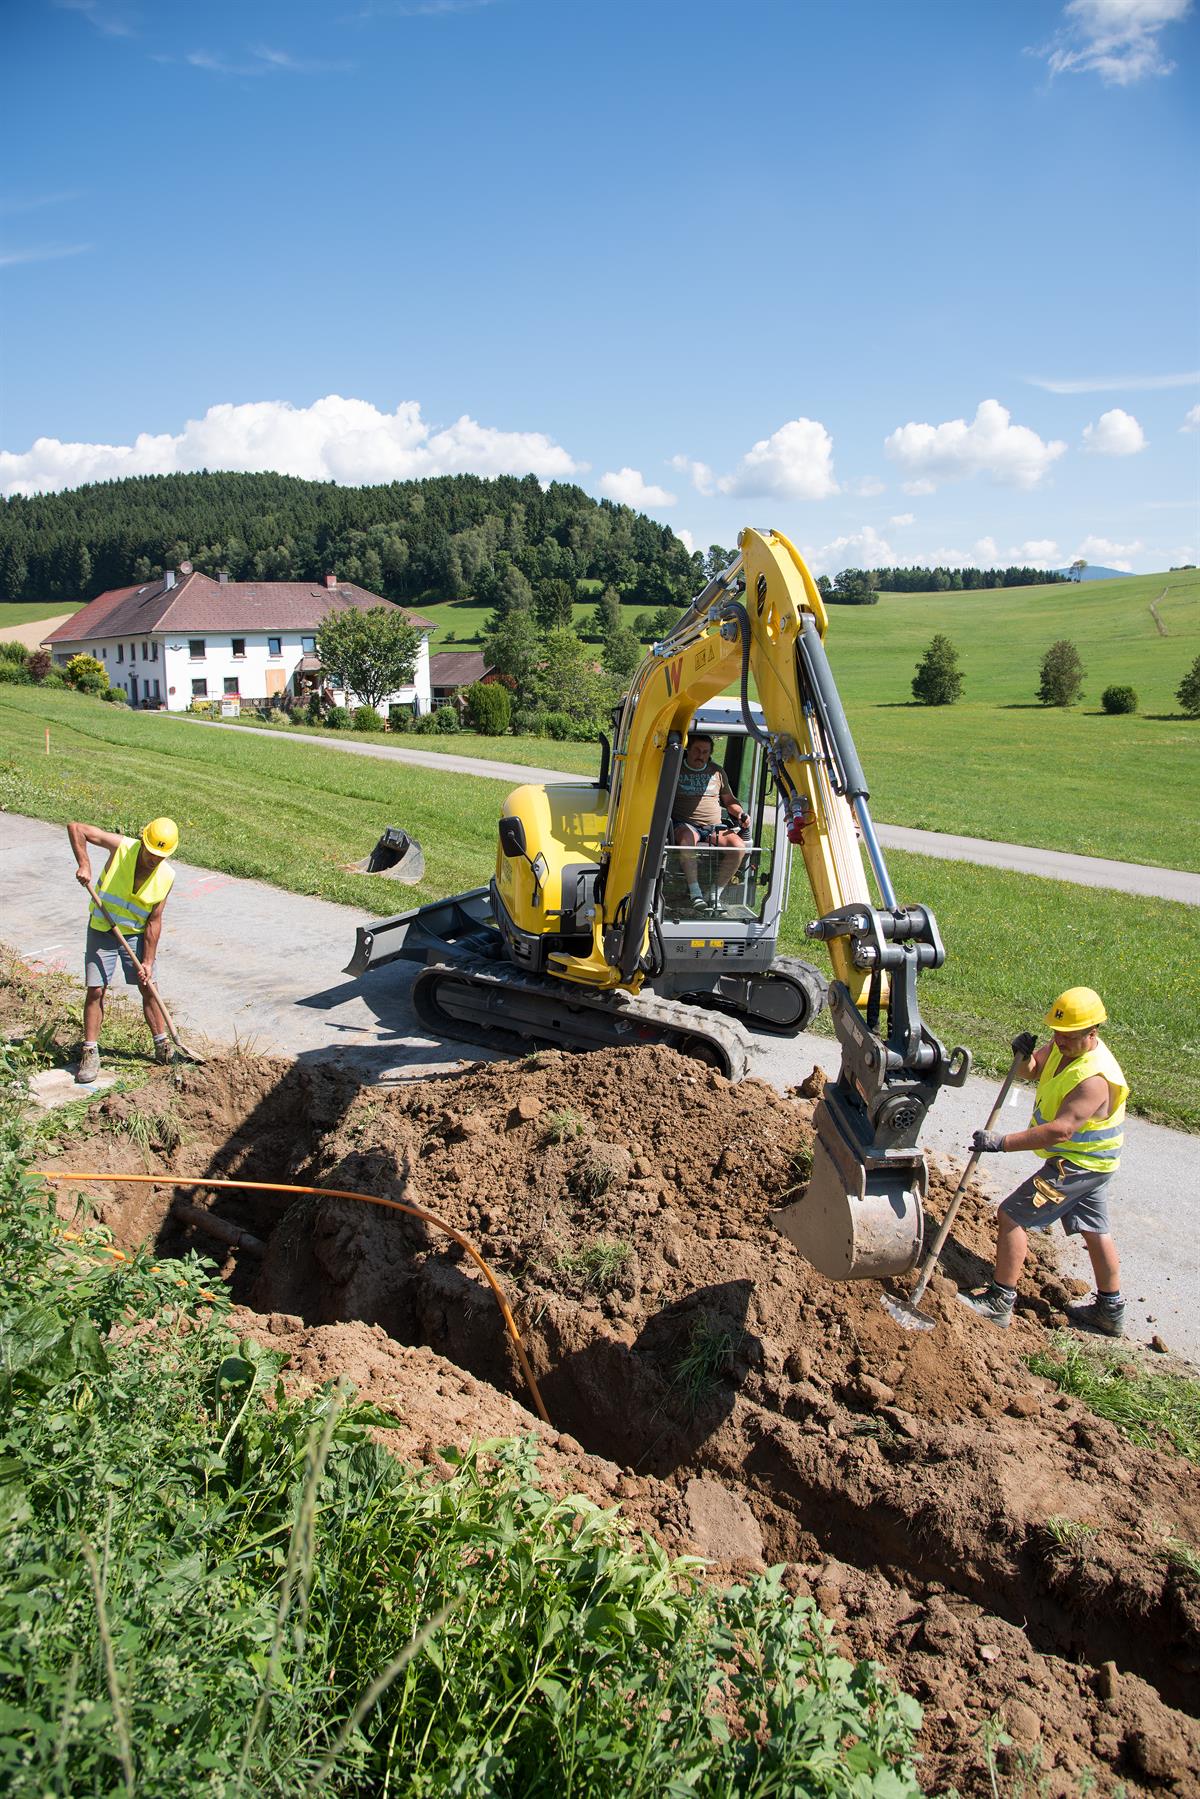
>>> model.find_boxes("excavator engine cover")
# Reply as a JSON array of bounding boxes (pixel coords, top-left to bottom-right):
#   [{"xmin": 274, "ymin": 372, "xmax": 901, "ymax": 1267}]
[{"xmin": 770, "ymin": 1095, "xmax": 926, "ymax": 1280}]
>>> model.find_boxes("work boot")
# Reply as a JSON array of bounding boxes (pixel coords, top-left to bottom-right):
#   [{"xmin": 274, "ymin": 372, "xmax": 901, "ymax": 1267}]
[
  {"xmin": 1066, "ymin": 1293, "xmax": 1126, "ymax": 1338},
  {"xmin": 956, "ymin": 1282, "xmax": 1015, "ymax": 1329},
  {"xmin": 153, "ymin": 1038, "xmax": 172, "ymax": 1065},
  {"xmin": 76, "ymin": 1045, "xmax": 101, "ymax": 1085}
]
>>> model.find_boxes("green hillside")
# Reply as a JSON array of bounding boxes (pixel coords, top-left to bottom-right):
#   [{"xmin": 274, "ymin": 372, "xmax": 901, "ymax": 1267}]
[{"xmin": 0, "ymin": 600, "xmax": 84, "ymax": 629}]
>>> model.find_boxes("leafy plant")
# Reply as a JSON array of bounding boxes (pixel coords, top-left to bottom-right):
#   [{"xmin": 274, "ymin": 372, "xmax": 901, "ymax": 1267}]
[
  {"xmin": 555, "ymin": 1235, "xmax": 631, "ymax": 1295},
  {"xmin": 1101, "ymin": 684, "xmax": 1137, "ymax": 715},
  {"xmin": 1037, "ymin": 639, "xmax": 1084, "ymax": 707},
  {"xmin": 64, "ymin": 652, "xmax": 109, "ymax": 695},
  {"xmin": 352, "ymin": 703, "xmax": 384, "ymax": 732},
  {"xmin": 542, "ymin": 1106, "xmax": 586, "ymax": 1145}
]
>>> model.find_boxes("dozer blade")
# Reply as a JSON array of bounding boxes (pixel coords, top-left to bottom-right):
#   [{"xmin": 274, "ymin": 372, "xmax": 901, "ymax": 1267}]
[{"xmin": 770, "ymin": 1096, "xmax": 925, "ymax": 1280}]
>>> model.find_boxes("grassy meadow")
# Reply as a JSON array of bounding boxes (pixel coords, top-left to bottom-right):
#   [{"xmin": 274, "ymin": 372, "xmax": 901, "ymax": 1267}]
[
  {"xmin": 2, "ymin": 685, "xmax": 1197, "ymax": 1127},
  {"xmin": 420, "ymin": 568, "xmax": 1200, "ymax": 871},
  {"xmin": 0, "ymin": 599, "xmax": 84, "ymax": 630}
]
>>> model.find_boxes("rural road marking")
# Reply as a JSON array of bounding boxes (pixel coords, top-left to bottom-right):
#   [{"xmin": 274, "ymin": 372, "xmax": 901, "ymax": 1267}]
[{"xmin": 185, "ymin": 716, "xmax": 1200, "ymax": 905}]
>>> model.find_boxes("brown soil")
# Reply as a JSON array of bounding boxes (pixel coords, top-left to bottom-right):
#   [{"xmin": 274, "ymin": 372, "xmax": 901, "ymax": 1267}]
[{"xmin": 35, "ymin": 1046, "xmax": 1200, "ymax": 1797}]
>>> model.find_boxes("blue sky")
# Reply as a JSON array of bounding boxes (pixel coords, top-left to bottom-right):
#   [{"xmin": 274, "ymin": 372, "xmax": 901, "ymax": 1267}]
[{"xmin": 2, "ymin": 0, "xmax": 1197, "ymax": 573}]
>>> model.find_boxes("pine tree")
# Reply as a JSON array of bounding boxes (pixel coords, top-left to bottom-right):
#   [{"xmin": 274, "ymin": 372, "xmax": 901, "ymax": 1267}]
[
  {"xmin": 1038, "ymin": 640, "xmax": 1084, "ymax": 706},
  {"xmin": 911, "ymin": 634, "xmax": 963, "ymax": 706}
]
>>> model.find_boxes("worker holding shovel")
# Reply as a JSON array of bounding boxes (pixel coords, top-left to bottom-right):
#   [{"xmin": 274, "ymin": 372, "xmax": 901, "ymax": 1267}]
[
  {"xmin": 957, "ymin": 987, "xmax": 1129, "ymax": 1338},
  {"xmin": 68, "ymin": 817, "xmax": 179, "ymax": 1084}
]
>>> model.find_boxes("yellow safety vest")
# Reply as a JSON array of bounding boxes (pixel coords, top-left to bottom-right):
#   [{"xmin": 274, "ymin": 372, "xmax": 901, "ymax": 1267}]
[
  {"xmin": 89, "ymin": 838, "xmax": 175, "ymax": 937},
  {"xmin": 1031, "ymin": 1040, "xmax": 1128, "ymax": 1173}
]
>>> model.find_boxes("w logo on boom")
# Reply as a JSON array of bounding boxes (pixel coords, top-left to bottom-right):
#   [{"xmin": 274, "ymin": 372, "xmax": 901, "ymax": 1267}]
[{"xmin": 663, "ymin": 658, "xmax": 684, "ymax": 697}]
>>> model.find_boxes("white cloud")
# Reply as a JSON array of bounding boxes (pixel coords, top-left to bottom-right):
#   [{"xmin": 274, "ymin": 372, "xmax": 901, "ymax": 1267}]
[
  {"xmin": 597, "ymin": 467, "xmax": 676, "ymax": 509},
  {"xmin": 1182, "ymin": 403, "xmax": 1200, "ymax": 431},
  {"xmin": 1027, "ymin": 369, "xmax": 1199, "ymax": 393},
  {"xmin": 888, "ymin": 512, "xmax": 914, "ymax": 527},
  {"xmin": 668, "ymin": 453, "xmax": 717, "ymax": 497},
  {"xmin": 0, "ymin": 243, "xmax": 91, "ymax": 268},
  {"xmin": 52, "ymin": 0, "xmax": 135, "ymax": 38},
  {"xmin": 184, "ymin": 44, "xmax": 354, "ymax": 76},
  {"xmin": 974, "ymin": 536, "xmax": 1000, "ymax": 562},
  {"xmin": 1082, "ymin": 407, "xmax": 1147, "ymax": 454},
  {"xmin": 846, "ymin": 475, "xmax": 885, "ymax": 497},
  {"xmin": 719, "ymin": 418, "xmax": 838, "ymax": 500},
  {"xmin": 1017, "ymin": 539, "xmax": 1061, "ymax": 561},
  {"xmin": 902, "ymin": 479, "xmax": 937, "ymax": 497},
  {"xmin": 802, "ymin": 525, "xmax": 894, "ymax": 577},
  {"xmin": 1036, "ymin": 0, "xmax": 1192, "ymax": 85},
  {"xmin": 1074, "ymin": 533, "xmax": 1145, "ymax": 570},
  {"xmin": 885, "ymin": 399, "xmax": 1067, "ymax": 491},
  {"xmin": 0, "ymin": 394, "xmax": 583, "ymax": 497},
  {"xmin": 673, "ymin": 527, "xmax": 695, "ymax": 554}
]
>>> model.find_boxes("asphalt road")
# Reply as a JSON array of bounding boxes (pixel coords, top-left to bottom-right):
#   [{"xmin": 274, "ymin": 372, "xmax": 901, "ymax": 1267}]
[
  {"xmin": 187, "ymin": 718, "xmax": 1200, "ymax": 905},
  {"xmin": 5, "ymin": 811, "xmax": 1195, "ymax": 1361}
]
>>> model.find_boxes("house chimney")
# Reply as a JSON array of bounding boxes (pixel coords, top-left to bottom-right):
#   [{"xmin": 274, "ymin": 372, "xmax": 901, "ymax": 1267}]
[
  {"xmin": 218, "ymin": 570, "xmax": 229, "ymax": 585},
  {"xmin": 179, "ymin": 560, "xmax": 193, "ymax": 575},
  {"xmin": 324, "ymin": 572, "xmax": 337, "ymax": 589},
  {"xmin": 163, "ymin": 569, "xmax": 176, "ymax": 591}
]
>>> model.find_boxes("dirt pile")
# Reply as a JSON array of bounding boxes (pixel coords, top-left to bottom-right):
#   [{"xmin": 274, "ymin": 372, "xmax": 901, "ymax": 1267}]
[{"xmin": 40, "ymin": 1046, "xmax": 1200, "ymax": 1796}]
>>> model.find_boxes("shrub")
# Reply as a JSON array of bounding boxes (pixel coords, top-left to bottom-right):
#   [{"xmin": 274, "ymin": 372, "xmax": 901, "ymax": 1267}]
[
  {"xmin": 1177, "ymin": 654, "xmax": 1200, "ymax": 717},
  {"xmin": 388, "ymin": 703, "xmax": 414, "ymax": 731},
  {"xmin": 541, "ymin": 711, "xmax": 575, "ymax": 739},
  {"xmin": 101, "ymin": 686, "xmax": 128, "ymax": 705},
  {"xmin": 266, "ymin": 707, "xmax": 291, "ymax": 726},
  {"xmin": 353, "ymin": 704, "xmax": 385, "ymax": 732},
  {"xmin": 911, "ymin": 633, "xmax": 963, "ymax": 706},
  {"xmin": 325, "ymin": 705, "xmax": 351, "ymax": 730},
  {"xmin": 40, "ymin": 668, "xmax": 65, "ymax": 689},
  {"xmin": 305, "ymin": 694, "xmax": 325, "ymax": 725},
  {"xmin": 1038, "ymin": 639, "xmax": 1084, "ymax": 707},
  {"xmin": 64, "ymin": 653, "xmax": 109, "ymax": 695},
  {"xmin": 0, "ymin": 660, "xmax": 31, "ymax": 685},
  {"xmin": 434, "ymin": 704, "xmax": 460, "ymax": 734},
  {"xmin": 511, "ymin": 707, "xmax": 546, "ymax": 736},
  {"xmin": 26, "ymin": 648, "xmax": 51, "ymax": 682},
  {"xmin": 0, "ymin": 640, "xmax": 29, "ymax": 664},
  {"xmin": 412, "ymin": 711, "xmax": 441, "ymax": 734},
  {"xmin": 465, "ymin": 680, "xmax": 511, "ymax": 735},
  {"xmin": 1101, "ymin": 685, "xmax": 1138, "ymax": 715}
]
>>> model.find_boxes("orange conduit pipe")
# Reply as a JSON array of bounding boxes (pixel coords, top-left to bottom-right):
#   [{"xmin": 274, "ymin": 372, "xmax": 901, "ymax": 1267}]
[{"xmin": 34, "ymin": 1170, "xmax": 551, "ymax": 1426}]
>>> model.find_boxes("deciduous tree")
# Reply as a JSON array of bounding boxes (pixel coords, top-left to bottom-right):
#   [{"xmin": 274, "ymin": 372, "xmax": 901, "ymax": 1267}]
[
  {"xmin": 1176, "ymin": 653, "xmax": 1200, "ymax": 717},
  {"xmin": 1038, "ymin": 639, "xmax": 1084, "ymax": 707},
  {"xmin": 315, "ymin": 606, "xmax": 420, "ymax": 712}
]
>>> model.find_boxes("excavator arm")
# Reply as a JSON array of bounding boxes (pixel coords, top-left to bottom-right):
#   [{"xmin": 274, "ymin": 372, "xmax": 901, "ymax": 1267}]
[{"xmin": 555, "ymin": 527, "xmax": 971, "ymax": 1279}]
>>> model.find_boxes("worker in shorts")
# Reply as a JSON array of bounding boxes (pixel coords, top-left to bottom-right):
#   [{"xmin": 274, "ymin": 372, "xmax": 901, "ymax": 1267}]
[
  {"xmin": 957, "ymin": 987, "xmax": 1128, "ymax": 1337},
  {"xmin": 68, "ymin": 817, "xmax": 179, "ymax": 1084}
]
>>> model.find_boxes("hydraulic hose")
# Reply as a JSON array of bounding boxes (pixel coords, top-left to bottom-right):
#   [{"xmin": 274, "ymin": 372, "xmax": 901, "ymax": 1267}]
[{"xmin": 34, "ymin": 1169, "xmax": 551, "ymax": 1426}]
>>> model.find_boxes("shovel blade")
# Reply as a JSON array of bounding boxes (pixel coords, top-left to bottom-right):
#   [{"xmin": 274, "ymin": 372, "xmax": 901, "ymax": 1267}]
[{"xmin": 880, "ymin": 1290, "xmax": 936, "ymax": 1332}]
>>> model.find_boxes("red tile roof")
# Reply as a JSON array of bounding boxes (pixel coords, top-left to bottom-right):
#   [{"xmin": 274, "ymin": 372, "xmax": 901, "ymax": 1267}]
[
  {"xmin": 429, "ymin": 650, "xmax": 492, "ymax": 689},
  {"xmin": 45, "ymin": 573, "xmax": 433, "ymax": 644}
]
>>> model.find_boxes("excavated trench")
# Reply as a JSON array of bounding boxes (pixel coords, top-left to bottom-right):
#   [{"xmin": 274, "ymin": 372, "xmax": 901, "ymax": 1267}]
[{"xmin": 55, "ymin": 1046, "xmax": 1200, "ymax": 1791}]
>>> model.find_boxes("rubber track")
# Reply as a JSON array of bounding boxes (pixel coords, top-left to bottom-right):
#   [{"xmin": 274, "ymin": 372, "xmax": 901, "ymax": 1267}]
[{"xmin": 411, "ymin": 958, "xmax": 754, "ymax": 1080}]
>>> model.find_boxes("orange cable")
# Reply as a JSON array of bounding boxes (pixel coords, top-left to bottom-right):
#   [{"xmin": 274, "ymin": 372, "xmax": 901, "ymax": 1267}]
[{"xmin": 34, "ymin": 1170, "xmax": 551, "ymax": 1425}]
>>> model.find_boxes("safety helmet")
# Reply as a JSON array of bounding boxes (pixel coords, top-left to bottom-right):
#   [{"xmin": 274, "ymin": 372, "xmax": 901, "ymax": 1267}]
[
  {"xmin": 1044, "ymin": 986, "xmax": 1106, "ymax": 1031},
  {"xmin": 141, "ymin": 817, "xmax": 179, "ymax": 859}
]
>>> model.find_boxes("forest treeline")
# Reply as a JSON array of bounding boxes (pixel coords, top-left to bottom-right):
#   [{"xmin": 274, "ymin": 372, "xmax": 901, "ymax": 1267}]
[
  {"xmin": 0, "ymin": 469, "xmax": 1066, "ymax": 605},
  {"xmin": 0, "ymin": 472, "xmax": 697, "ymax": 608}
]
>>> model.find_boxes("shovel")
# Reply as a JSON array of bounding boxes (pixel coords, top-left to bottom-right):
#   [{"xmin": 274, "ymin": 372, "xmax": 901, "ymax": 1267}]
[
  {"xmin": 880, "ymin": 1049, "xmax": 1025, "ymax": 1331},
  {"xmin": 85, "ymin": 880, "xmax": 207, "ymax": 1066}
]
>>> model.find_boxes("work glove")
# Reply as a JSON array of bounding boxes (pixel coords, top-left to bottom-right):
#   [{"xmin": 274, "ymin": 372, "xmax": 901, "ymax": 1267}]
[
  {"xmin": 1011, "ymin": 1031, "xmax": 1037, "ymax": 1060},
  {"xmin": 971, "ymin": 1129, "xmax": 1006, "ymax": 1154}
]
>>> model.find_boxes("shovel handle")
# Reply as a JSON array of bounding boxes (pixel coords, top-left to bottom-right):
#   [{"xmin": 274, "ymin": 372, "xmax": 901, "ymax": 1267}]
[
  {"xmin": 85, "ymin": 879, "xmax": 181, "ymax": 1044},
  {"xmin": 907, "ymin": 1050, "xmax": 1025, "ymax": 1308}
]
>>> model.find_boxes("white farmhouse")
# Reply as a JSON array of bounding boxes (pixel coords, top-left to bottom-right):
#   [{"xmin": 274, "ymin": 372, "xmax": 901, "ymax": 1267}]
[{"xmin": 44, "ymin": 564, "xmax": 434, "ymax": 716}]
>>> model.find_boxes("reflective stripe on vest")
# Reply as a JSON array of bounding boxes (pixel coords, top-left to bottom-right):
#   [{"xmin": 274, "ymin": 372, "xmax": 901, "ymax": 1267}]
[
  {"xmin": 1030, "ymin": 1040, "xmax": 1128, "ymax": 1173},
  {"xmin": 89, "ymin": 838, "xmax": 175, "ymax": 936}
]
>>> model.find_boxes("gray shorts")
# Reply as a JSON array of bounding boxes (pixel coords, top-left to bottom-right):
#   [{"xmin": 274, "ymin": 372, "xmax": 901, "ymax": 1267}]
[
  {"xmin": 84, "ymin": 924, "xmax": 149, "ymax": 989},
  {"xmin": 1000, "ymin": 1158, "xmax": 1113, "ymax": 1236}
]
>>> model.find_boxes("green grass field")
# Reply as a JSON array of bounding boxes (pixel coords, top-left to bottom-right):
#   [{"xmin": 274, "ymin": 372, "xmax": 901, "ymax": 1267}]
[
  {"xmin": 0, "ymin": 599, "xmax": 84, "ymax": 630},
  {"xmin": 421, "ymin": 569, "xmax": 1200, "ymax": 870},
  {"xmin": 3, "ymin": 685, "xmax": 1196, "ymax": 1127}
]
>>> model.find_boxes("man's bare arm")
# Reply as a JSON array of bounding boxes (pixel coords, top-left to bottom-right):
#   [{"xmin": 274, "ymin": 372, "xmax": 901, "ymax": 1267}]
[
  {"xmin": 68, "ymin": 821, "xmax": 125, "ymax": 886},
  {"xmin": 140, "ymin": 902, "xmax": 166, "ymax": 978},
  {"xmin": 1000, "ymin": 1073, "xmax": 1109, "ymax": 1154}
]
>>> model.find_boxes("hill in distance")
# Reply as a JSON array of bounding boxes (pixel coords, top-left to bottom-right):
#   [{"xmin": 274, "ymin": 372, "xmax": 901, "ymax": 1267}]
[{"xmin": 1056, "ymin": 563, "xmax": 1133, "ymax": 582}]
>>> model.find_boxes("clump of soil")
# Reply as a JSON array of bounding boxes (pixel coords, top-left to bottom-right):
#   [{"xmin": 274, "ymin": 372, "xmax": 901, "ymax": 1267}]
[{"xmin": 35, "ymin": 1044, "xmax": 1200, "ymax": 1797}]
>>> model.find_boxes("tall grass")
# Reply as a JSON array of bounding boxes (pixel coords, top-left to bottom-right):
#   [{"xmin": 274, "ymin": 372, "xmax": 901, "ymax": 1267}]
[
  {"xmin": 0, "ymin": 1040, "xmax": 924, "ymax": 1795},
  {"xmin": 1028, "ymin": 1333, "xmax": 1200, "ymax": 1461}
]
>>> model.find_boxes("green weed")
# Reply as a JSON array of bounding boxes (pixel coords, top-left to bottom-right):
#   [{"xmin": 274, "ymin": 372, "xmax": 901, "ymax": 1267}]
[
  {"xmin": 672, "ymin": 1312, "xmax": 738, "ymax": 1417},
  {"xmin": 555, "ymin": 1235, "xmax": 631, "ymax": 1295},
  {"xmin": 1040, "ymin": 1516, "xmax": 1098, "ymax": 1550},
  {"xmin": 1028, "ymin": 1333, "xmax": 1200, "ymax": 1461},
  {"xmin": 542, "ymin": 1105, "xmax": 586, "ymax": 1144},
  {"xmin": 1163, "ymin": 1539, "xmax": 1200, "ymax": 1582}
]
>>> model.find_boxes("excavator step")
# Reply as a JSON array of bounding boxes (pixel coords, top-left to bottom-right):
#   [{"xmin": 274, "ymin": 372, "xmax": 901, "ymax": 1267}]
[{"xmin": 411, "ymin": 958, "xmax": 753, "ymax": 1080}]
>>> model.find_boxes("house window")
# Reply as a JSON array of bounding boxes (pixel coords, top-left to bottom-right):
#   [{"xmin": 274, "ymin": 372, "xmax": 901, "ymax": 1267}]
[
  {"xmin": 268, "ymin": 637, "xmax": 281, "ymax": 657},
  {"xmin": 188, "ymin": 639, "xmax": 206, "ymax": 659},
  {"xmin": 150, "ymin": 679, "xmax": 161, "ymax": 701},
  {"xmin": 141, "ymin": 641, "xmax": 149, "ymax": 660},
  {"xmin": 232, "ymin": 638, "xmax": 246, "ymax": 658},
  {"xmin": 117, "ymin": 644, "xmax": 124, "ymax": 664},
  {"xmin": 191, "ymin": 678, "xmax": 208, "ymax": 698},
  {"xmin": 224, "ymin": 677, "xmax": 239, "ymax": 696},
  {"xmin": 301, "ymin": 635, "xmax": 315, "ymax": 653}
]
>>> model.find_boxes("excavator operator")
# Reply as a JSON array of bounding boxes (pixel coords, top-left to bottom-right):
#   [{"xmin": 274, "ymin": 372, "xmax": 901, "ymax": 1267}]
[{"xmin": 670, "ymin": 732, "xmax": 750, "ymax": 909}]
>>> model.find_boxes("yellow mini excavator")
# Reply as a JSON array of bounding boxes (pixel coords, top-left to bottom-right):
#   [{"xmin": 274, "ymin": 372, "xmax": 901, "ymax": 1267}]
[{"xmin": 346, "ymin": 528, "xmax": 971, "ymax": 1282}]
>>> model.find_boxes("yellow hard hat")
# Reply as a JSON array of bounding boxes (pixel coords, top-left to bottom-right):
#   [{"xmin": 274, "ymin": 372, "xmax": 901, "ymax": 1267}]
[
  {"xmin": 1044, "ymin": 986, "xmax": 1106, "ymax": 1031},
  {"xmin": 141, "ymin": 817, "xmax": 179, "ymax": 858}
]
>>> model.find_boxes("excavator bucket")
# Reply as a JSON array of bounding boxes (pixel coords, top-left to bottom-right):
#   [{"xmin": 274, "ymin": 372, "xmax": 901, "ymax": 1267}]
[
  {"xmin": 770, "ymin": 1095, "xmax": 926, "ymax": 1280},
  {"xmin": 350, "ymin": 827, "xmax": 426, "ymax": 885}
]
